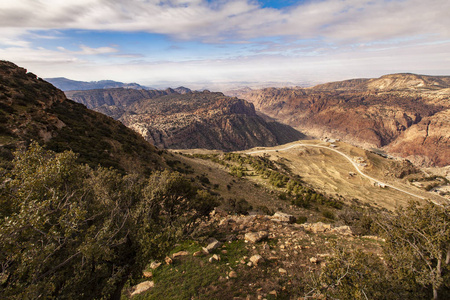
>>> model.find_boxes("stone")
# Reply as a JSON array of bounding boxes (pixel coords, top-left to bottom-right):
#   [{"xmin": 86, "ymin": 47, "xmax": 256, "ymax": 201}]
[
  {"xmin": 310, "ymin": 257, "xmax": 319, "ymax": 264},
  {"xmin": 303, "ymin": 222, "xmax": 331, "ymax": 233},
  {"xmin": 269, "ymin": 290, "xmax": 277, "ymax": 296},
  {"xmin": 165, "ymin": 256, "xmax": 173, "ymax": 265},
  {"xmin": 278, "ymin": 268, "xmax": 287, "ymax": 275},
  {"xmin": 205, "ymin": 238, "xmax": 222, "ymax": 252},
  {"xmin": 209, "ymin": 254, "xmax": 221, "ymax": 263},
  {"xmin": 244, "ymin": 231, "xmax": 268, "ymax": 243},
  {"xmin": 172, "ymin": 251, "xmax": 189, "ymax": 258},
  {"xmin": 150, "ymin": 261, "xmax": 161, "ymax": 269},
  {"xmin": 330, "ymin": 225, "xmax": 353, "ymax": 236},
  {"xmin": 249, "ymin": 254, "xmax": 264, "ymax": 266},
  {"xmin": 271, "ymin": 212, "xmax": 296, "ymax": 224},
  {"xmin": 143, "ymin": 271, "xmax": 153, "ymax": 278},
  {"xmin": 130, "ymin": 281, "xmax": 154, "ymax": 296},
  {"xmin": 229, "ymin": 270, "xmax": 237, "ymax": 278},
  {"xmin": 193, "ymin": 251, "xmax": 203, "ymax": 257}
]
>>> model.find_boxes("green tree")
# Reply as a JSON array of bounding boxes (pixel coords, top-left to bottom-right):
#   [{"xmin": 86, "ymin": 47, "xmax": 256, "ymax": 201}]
[
  {"xmin": 378, "ymin": 201, "xmax": 450, "ymax": 300},
  {"xmin": 0, "ymin": 143, "xmax": 216, "ymax": 299}
]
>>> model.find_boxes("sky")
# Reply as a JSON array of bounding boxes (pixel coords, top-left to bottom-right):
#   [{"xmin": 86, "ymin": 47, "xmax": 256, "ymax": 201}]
[{"xmin": 1, "ymin": 0, "xmax": 449, "ymax": 90}]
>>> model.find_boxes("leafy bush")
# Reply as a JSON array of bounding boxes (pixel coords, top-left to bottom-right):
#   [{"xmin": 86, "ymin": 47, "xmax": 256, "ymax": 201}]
[{"xmin": 0, "ymin": 143, "xmax": 216, "ymax": 299}]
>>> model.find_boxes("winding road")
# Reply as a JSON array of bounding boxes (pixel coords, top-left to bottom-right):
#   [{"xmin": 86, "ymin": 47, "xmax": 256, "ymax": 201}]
[{"xmin": 247, "ymin": 143, "xmax": 426, "ymax": 200}]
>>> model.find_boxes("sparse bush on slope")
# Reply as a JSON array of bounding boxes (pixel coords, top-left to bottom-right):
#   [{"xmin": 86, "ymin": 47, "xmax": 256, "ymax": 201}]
[{"xmin": 0, "ymin": 143, "xmax": 217, "ymax": 299}]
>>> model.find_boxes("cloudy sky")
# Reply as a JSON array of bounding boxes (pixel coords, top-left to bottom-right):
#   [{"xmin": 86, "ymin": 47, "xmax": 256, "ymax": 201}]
[{"xmin": 1, "ymin": 0, "xmax": 449, "ymax": 89}]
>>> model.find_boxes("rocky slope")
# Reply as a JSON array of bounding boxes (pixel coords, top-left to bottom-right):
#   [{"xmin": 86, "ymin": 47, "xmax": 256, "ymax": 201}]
[
  {"xmin": 67, "ymin": 89, "xmax": 305, "ymax": 151},
  {"xmin": 235, "ymin": 74, "xmax": 450, "ymax": 167},
  {"xmin": 0, "ymin": 61, "xmax": 165, "ymax": 173}
]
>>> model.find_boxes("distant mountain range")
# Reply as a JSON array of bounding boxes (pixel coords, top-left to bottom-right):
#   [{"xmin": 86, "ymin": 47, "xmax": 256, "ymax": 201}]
[{"xmin": 44, "ymin": 77, "xmax": 151, "ymax": 91}]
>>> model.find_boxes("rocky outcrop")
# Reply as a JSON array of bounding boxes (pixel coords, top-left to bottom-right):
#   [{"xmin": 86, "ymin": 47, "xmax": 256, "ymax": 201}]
[
  {"xmin": 236, "ymin": 73, "xmax": 450, "ymax": 167},
  {"xmin": 67, "ymin": 88, "xmax": 305, "ymax": 151}
]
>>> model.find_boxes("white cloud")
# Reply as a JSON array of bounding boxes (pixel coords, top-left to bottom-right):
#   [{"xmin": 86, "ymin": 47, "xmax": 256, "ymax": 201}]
[{"xmin": 0, "ymin": 0, "xmax": 449, "ymax": 43}]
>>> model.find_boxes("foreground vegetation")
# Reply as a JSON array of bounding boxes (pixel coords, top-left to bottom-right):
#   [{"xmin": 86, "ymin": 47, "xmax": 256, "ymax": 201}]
[
  {"xmin": 1, "ymin": 145, "xmax": 449, "ymax": 299},
  {"xmin": 0, "ymin": 143, "xmax": 217, "ymax": 299}
]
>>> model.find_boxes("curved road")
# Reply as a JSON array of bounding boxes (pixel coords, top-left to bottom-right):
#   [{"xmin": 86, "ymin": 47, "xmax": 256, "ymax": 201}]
[{"xmin": 247, "ymin": 143, "xmax": 426, "ymax": 200}]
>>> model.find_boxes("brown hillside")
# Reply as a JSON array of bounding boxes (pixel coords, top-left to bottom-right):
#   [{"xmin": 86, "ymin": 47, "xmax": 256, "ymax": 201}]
[
  {"xmin": 0, "ymin": 61, "xmax": 165, "ymax": 173},
  {"xmin": 236, "ymin": 74, "xmax": 450, "ymax": 167}
]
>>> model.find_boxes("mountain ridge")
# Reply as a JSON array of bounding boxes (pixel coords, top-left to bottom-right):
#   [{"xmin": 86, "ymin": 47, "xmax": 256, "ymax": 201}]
[
  {"xmin": 235, "ymin": 73, "xmax": 450, "ymax": 167},
  {"xmin": 45, "ymin": 77, "xmax": 151, "ymax": 91},
  {"xmin": 66, "ymin": 88, "xmax": 306, "ymax": 151}
]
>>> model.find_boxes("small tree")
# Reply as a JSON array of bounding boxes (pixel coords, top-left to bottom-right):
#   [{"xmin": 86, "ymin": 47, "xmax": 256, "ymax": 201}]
[
  {"xmin": 377, "ymin": 201, "xmax": 450, "ymax": 300},
  {"xmin": 310, "ymin": 244, "xmax": 393, "ymax": 299}
]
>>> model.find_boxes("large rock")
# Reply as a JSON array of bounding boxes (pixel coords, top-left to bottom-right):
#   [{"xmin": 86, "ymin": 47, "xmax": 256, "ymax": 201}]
[
  {"xmin": 204, "ymin": 238, "xmax": 222, "ymax": 253},
  {"xmin": 302, "ymin": 222, "xmax": 332, "ymax": 233},
  {"xmin": 245, "ymin": 231, "xmax": 269, "ymax": 243},
  {"xmin": 250, "ymin": 255, "xmax": 264, "ymax": 266},
  {"xmin": 330, "ymin": 225, "xmax": 353, "ymax": 236},
  {"xmin": 131, "ymin": 281, "xmax": 154, "ymax": 296},
  {"xmin": 271, "ymin": 212, "xmax": 296, "ymax": 224}
]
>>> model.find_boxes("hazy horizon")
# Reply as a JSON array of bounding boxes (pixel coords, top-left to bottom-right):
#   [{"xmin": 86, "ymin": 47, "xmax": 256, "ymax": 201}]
[{"xmin": 1, "ymin": 0, "xmax": 449, "ymax": 89}]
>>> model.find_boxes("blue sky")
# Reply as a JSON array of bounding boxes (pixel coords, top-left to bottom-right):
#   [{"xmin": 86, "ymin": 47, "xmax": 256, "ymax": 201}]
[{"xmin": 1, "ymin": 0, "xmax": 449, "ymax": 90}]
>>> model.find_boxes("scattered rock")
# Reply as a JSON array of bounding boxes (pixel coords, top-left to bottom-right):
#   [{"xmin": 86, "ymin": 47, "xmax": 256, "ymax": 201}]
[
  {"xmin": 172, "ymin": 251, "xmax": 189, "ymax": 258},
  {"xmin": 205, "ymin": 238, "xmax": 222, "ymax": 252},
  {"xmin": 278, "ymin": 268, "xmax": 287, "ymax": 275},
  {"xmin": 130, "ymin": 281, "xmax": 154, "ymax": 296},
  {"xmin": 250, "ymin": 255, "xmax": 264, "ymax": 266},
  {"xmin": 229, "ymin": 270, "xmax": 237, "ymax": 278},
  {"xmin": 150, "ymin": 261, "xmax": 161, "ymax": 269},
  {"xmin": 302, "ymin": 222, "xmax": 332, "ymax": 233},
  {"xmin": 310, "ymin": 257, "xmax": 319, "ymax": 264},
  {"xmin": 143, "ymin": 271, "xmax": 153, "ymax": 278},
  {"xmin": 247, "ymin": 262, "xmax": 253, "ymax": 267},
  {"xmin": 193, "ymin": 251, "xmax": 203, "ymax": 257},
  {"xmin": 330, "ymin": 225, "xmax": 353, "ymax": 236},
  {"xmin": 269, "ymin": 290, "xmax": 277, "ymax": 296},
  {"xmin": 245, "ymin": 231, "xmax": 268, "ymax": 243},
  {"xmin": 209, "ymin": 254, "xmax": 221, "ymax": 263},
  {"xmin": 271, "ymin": 212, "xmax": 296, "ymax": 224},
  {"xmin": 165, "ymin": 256, "xmax": 173, "ymax": 265}
]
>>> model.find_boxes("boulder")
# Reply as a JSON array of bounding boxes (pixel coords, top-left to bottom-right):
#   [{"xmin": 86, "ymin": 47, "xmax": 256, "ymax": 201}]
[
  {"xmin": 244, "ymin": 231, "xmax": 269, "ymax": 243},
  {"xmin": 271, "ymin": 212, "xmax": 296, "ymax": 224},
  {"xmin": 249, "ymin": 254, "xmax": 264, "ymax": 266},
  {"xmin": 172, "ymin": 251, "xmax": 189, "ymax": 258},
  {"xmin": 206, "ymin": 239, "xmax": 222, "ymax": 252},
  {"xmin": 209, "ymin": 254, "xmax": 221, "ymax": 263},
  {"xmin": 330, "ymin": 225, "xmax": 353, "ymax": 236},
  {"xmin": 150, "ymin": 261, "xmax": 161, "ymax": 269},
  {"xmin": 130, "ymin": 281, "xmax": 154, "ymax": 296}
]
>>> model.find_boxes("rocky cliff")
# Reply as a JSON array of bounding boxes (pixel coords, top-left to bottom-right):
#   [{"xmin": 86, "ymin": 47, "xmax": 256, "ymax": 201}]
[
  {"xmin": 235, "ymin": 74, "xmax": 450, "ymax": 167},
  {"xmin": 67, "ymin": 89, "xmax": 305, "ymax": 151},
  {"xmin": 0, "ymin": 61, "xmax": 164, "ymax": 173}
]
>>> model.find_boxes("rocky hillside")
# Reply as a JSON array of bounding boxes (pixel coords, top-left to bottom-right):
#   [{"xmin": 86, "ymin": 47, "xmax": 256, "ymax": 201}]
[
  {"xmin": 67, "ymin": 89, "xmax": 305, "ymax": 151},
  {"xmin": 236, "ymin": 74, "xmax": 450, "ymax": 167},
  {"xmin": 0, "ymin": 61, "xmax": 165, "ymax": 173}
]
